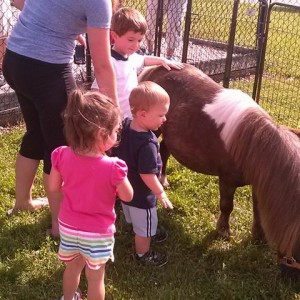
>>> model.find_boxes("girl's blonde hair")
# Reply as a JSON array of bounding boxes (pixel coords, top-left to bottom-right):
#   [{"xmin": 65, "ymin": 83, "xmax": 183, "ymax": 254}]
[
  {"xmin": 64, "ymin": 89, "xmax": 121, "ymax": 153},
  {"xmin": 129, "ymin": 81, "xmax": 170, "ymax": 116},
  {"xmin": 111, "ymin": 7, "xmax": 147, "ymax": 37}
]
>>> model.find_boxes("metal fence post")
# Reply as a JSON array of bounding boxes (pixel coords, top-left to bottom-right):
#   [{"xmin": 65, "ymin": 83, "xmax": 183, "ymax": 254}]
[
  {"xmin": 223, "ymin": 0, "xmax": 240, "ymax": 88},
  {"xmin": 182, "ymin": 0, "xmax": 192, "ymax": 63}
]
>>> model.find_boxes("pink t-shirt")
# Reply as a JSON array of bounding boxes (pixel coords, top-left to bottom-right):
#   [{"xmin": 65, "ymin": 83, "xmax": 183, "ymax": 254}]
[{"xmin": 51, "ymin": 146, "xmax": 127, "ymax": 234}]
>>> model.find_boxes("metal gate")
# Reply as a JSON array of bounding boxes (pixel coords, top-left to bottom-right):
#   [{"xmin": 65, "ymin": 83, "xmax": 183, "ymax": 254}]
[
  {"xmin": 132, "ymin": 0, "xmax": 267, "ymax": 89},
  {"xmin": 0, "ymin": 0, "xmax": 299, "ymax": 128},
  {"xmin": 254, "ymin": 1, "xmax": 300, "ymax": 127},
  {"xmin": 126, "ymin": 0, "xmax": 299, "ymax": 128}
]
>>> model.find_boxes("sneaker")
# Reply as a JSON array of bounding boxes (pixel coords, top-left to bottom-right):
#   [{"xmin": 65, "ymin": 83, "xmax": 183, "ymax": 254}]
[
  {"xmin": 60, "ymin": 289, "xmax": 82, "ymax": 300},
  {"xmin": 73, "ymin": 290, "xmax": 82, "ymax": 300},
  {"xmin": 152, "ymin": 227, "xmax": 168, "ymax": 243},
  {"xmin": 134, "ymin": 250, "xmax": 168, "ymax": 267}
]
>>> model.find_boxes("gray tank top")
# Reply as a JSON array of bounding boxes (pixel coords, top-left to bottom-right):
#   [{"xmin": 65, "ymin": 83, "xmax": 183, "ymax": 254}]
[{"xmin": 7, "ymin": 0, "xmax": 112, "ymax": 64}]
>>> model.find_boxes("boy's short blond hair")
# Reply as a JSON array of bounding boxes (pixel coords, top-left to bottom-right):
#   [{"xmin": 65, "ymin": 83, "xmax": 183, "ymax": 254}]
[
  {"xmin": 130, "ymin": 81, "xmax": 170, "ymax": 116},
  {"xmin": 111, "ymin": 7, "xmax": 147, "ymax": 37}
]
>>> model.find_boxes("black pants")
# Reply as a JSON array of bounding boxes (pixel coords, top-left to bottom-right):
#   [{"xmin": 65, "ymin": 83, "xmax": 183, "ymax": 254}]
[{"xmin": 3, "ymin": 49, "xmax": 76, "ymax": 174}]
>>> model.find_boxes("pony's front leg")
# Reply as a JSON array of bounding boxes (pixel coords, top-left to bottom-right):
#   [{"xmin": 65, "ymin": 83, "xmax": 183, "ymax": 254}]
[
  {"xmin": 159, "ymin": 139, "xmax": 171, "ymax": 188},
  {"xmin": 251, "ymin": 189, "xmax": 266, "ymax": 242},
  {"xmin": 216, "ymin": 179, "xmax": 236, "ymax": 238}
]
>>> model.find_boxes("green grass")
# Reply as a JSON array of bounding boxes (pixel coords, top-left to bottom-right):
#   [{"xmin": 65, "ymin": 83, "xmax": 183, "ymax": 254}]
[{"xmin": 1, "ymin": 125, "xmax": 300, "ymax": 299}]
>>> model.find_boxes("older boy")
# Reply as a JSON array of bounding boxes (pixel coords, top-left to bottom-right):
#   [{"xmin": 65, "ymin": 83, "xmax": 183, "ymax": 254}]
[
  {"xmin": 91, "ymin": 7, "xmax": 183, "ymax": 119},
  {"xmin": 113, "ymin": 81, "xmax": 173, "ymax": 267}
]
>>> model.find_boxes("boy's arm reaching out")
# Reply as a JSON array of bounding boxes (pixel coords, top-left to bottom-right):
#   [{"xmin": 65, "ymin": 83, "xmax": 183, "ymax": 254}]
[{"xmin": 140, "ymin": 173, "xmax": 173, "ymax": 209}]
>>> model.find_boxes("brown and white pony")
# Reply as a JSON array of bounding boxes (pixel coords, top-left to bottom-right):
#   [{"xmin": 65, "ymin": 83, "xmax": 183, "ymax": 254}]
[{"xmin": 139, "ymin": 64, "xmax": 300, "ymax": 277}]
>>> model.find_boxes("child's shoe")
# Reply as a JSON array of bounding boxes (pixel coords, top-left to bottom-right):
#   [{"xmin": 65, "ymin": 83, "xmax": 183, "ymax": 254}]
[
  {"xmin": 60, "ymin": 289, "xmax": 82, "ymax": 300},
  {"xmin": 73, "ymin": 291, "xmax": 82, "ymax": 300},
  {"xmin": 134, "ymin": 250, "xmax": 168, "ymax": 267},
  {"xmin": 152, "ymin": 227, "xmax": 168, "ymax": 243}
]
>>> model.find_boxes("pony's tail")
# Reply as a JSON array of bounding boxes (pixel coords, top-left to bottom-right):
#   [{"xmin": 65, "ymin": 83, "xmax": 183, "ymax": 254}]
[{"xmin": 228, "ymin": 108, "xmax": 300, "ymax": 254}]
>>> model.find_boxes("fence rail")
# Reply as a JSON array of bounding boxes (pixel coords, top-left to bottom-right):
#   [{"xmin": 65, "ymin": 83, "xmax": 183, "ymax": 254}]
[{"xmin": 0, "ymin": 0, "xmax": 299, "ymax": 128}]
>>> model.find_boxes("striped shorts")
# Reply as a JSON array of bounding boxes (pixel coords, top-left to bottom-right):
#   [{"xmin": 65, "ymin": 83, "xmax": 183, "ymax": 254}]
[
  {"xmin": 121, "ymin": 203, "xmax": 158, "ymax": 237},
  {"xmin": 58, "ymin": 222, "xmax": 115, "ymax": 270}
]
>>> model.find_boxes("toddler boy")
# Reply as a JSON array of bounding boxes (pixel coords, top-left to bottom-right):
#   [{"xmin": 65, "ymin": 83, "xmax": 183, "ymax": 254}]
[{"xmin": 114, "ymin": 81, "xmax": 173, "ymax": 266}]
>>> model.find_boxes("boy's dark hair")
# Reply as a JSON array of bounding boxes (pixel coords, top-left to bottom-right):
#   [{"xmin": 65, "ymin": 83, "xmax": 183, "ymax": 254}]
[{"xmin": 111, "ymin": 7, "xmax": 147, "ymax": 37}]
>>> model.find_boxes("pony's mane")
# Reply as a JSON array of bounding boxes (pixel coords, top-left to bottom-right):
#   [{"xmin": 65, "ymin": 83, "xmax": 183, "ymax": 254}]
[{"xmin": 229, "ymin": 108, "xmax": 300, "ymax": 254}]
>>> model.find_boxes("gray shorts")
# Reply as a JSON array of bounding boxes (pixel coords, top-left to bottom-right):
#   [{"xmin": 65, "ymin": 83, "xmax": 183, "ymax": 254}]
[{"xmin": 121, "ymin": 203, "xmax": 158, "ymax": 237}]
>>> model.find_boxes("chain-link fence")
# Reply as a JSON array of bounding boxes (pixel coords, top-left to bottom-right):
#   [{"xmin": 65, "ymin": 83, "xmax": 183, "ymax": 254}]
[
  {"xmin": 0, "ymin": 0, "xmax": 19, "ymax": 125},
  {"xmin": 124, "ymin": 0, "xmax": 299, "ymax": 128},
  {"xmin": 255, "ymin": 1, "xmax": 300, "ymax": 127},
  {"xmin": 124, "ymin": 0, "xmax": 264, "ymax": 86},
  {"xmin": 0, "ymin": 0, "xmax": 299, "ymax": 128}
]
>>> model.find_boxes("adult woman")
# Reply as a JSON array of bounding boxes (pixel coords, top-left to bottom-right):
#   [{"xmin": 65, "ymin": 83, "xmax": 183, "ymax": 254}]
[
  {"xmin": 145, "ymin": 0, "xmax": 187, "ymax": 59},
  {"xmin": 3, "ymin": 0, "xmax": 118, "ymax": 237}
]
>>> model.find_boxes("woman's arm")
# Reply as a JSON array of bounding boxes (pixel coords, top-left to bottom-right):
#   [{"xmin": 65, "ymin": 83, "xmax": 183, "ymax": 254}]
[{"xmin": 87, "ymin": 27, "xmax": 118, "ymax": 106}]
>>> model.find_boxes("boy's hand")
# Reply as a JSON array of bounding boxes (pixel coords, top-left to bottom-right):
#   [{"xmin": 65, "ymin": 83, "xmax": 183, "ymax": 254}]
[
  {"xmin": 161, "ymin": 59, "xmax": 184, "ymax": 71},
  {"xmin": 157, "ymin": 191, "xmax": 174, "ymax": 209},
  {"xmin": 144, "ymin": 56, "xmax": 184, "ymax": 71}
]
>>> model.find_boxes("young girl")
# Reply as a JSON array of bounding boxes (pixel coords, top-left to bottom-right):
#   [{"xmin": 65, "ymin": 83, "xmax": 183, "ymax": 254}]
[{"xmin": 48, "ymin": 89, "xmax": 133, "ymax": 300}]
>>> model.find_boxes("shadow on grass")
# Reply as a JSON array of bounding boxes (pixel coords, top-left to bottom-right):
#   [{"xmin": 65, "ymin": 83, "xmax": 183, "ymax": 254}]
[
  {"xmin": 0, "ymin": 210, "xmax": 66, "ymax": 299},
  {"xmin": 0, "ymin": 211, "xmax": 52, "ymax": 258},
  {"xmin": 109, "ymin": 203, "xmax": 300, "ymax": 300},
  {"xmin": 1, "ymin": 186, "xmax": 299, "ymax": 299}
]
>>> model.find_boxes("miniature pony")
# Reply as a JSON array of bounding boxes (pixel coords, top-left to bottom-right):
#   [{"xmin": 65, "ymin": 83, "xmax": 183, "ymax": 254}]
[{"xmin": 139, "ymin": 64, "xmax": 300, "ymax": 276}]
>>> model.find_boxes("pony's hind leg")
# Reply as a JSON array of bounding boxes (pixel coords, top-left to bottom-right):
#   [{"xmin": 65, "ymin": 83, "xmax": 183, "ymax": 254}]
[
  {"xmin": 216, "ymin": 179, "xmax": 236, "ymax": 238},
  {"xmin": 159, "ymin": 139, "xmax": 171, "ymax": 188}
]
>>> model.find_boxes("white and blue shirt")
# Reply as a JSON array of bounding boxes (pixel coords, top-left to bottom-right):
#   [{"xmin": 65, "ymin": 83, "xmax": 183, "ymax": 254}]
[{"xmin": 91, "ymin": 49, "xmax": 145, "ymax": 119}]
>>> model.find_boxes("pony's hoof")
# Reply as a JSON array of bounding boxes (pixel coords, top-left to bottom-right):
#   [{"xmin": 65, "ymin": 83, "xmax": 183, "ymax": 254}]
[
  {"xmin": 216, "ymin": 227, "xmax": 231, "ymax": 239},
  {"xmin": 251, "ymin": 235, "xmax": 267, "ymax": 244},
  {"xmin": 279, "ymin": 263, "xmax": 300, "ymax": 282},
  {"xmin": 251, "ymin": 226, "xmax": 266, "ymax": 243},
  {"xmin": 216, "ymin": 219, "xmax": 231, "ymax": 239}
]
